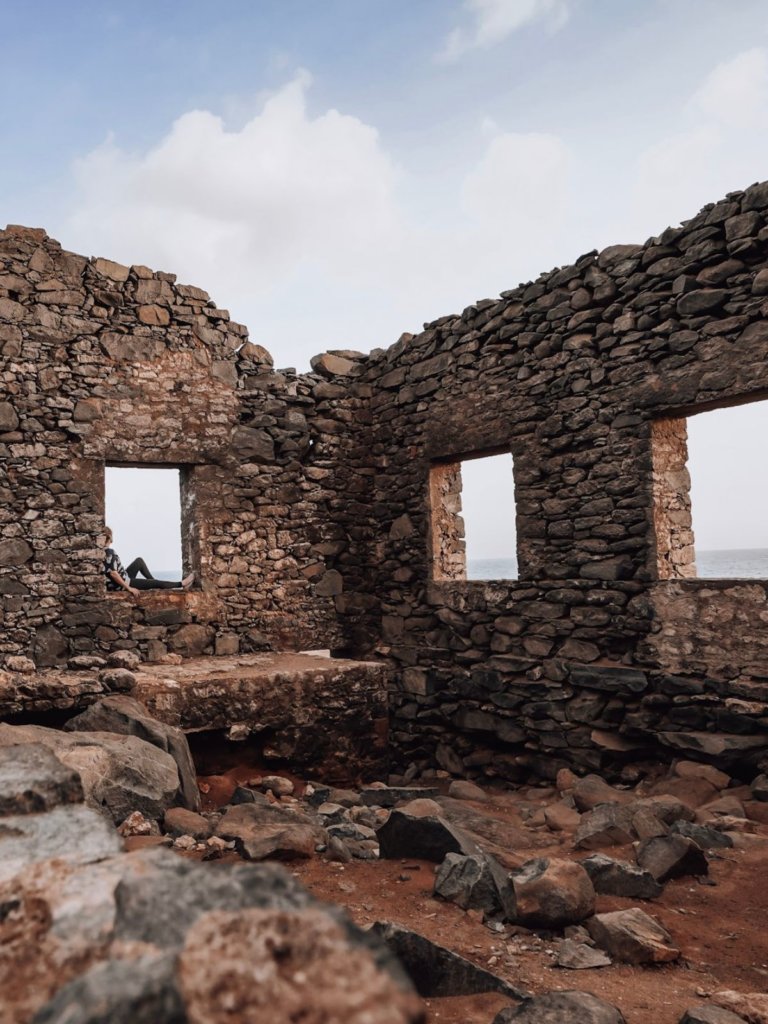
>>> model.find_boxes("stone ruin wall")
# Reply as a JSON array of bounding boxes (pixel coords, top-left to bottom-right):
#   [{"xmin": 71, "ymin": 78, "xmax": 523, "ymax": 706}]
[
  {"xmin": 0, "ymin": 225, "xmax": 374, "ymax": 666},
  {"xmin": 356, "ymin": 180, "xmax": 768, "ymax": 781},
  {"xmin": 5, "ymin": 181, "xmax": 768, "ymax": 779}
]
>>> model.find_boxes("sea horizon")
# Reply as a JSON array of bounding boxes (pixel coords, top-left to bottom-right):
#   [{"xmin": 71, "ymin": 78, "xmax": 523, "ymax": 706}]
[{"xmin": 468, "ymin": 547, "xmax": 768, "ymax": 581}]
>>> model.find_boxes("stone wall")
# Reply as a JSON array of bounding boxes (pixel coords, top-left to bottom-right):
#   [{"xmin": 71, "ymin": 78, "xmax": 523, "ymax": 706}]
[
  {"xmin": 0, "ymin": 226, "xmax": 371, "ymax": 664},
  {"xmin": 356, "ymin": 180, "xmax": 768, "ymax": 778},
  {"xmin": 5, "ymin": 180, "xmax": 768, "ymax": 778}
]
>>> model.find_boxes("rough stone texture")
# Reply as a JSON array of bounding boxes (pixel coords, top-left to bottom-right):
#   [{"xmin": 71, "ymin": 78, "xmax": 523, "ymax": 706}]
[
  {"xmin": 679, "ymin": 1006, "xmax": 749, "ymax": 1024},
  {"xmin": 370, "ymin": 920, "xmax": 527, "ymax": 1000},
  {"xmin": 7, "ymin": 183, "xmax": 768, "ymax": 777},
  {"xmin": 712, "ymin": 991, "xmax": 768, "ymax": 1024},
  {"xmin": 0, "ymin": 722, "xmax": 181, "ymax": 824},
  {"xmin": 555, "ymin": 939, "xmax": 612, "ymax": 970},
  {"xmin": 636, "ymin": 834, "xmax": 709, "ymax": 882},
  {"xmin": 179, "ymin": 908, "xmax": 425, "ymax": 1024},
  {"xmin": 31, "ymin": 954, "xmax": 186, "ymax": 1024},
  {"xmin": 586, "ymin": 908, "xmax": 680, "ymax": 964},
  {"xmin": 215, "ymin": 802, "xmax": 324, "ymax": 861},
  {"xmin": 65, "ymin": 695, "xmax": 200, "ymax": 812},
  {"xmin": 4, "ymin": 844, "xmax": 423, "ymax": 1023},
  {"xmin": 0, "ymin": 742, "xmax": 83, "ymax": 815},
  {"xmin": 433, "ymin": 852, "xmax": 516, "ymax": 918},
  {"xmin": 0, "ymin": 803, "xmax": 121, "ymax": 883},
  {"xmin": 510, "ymin": 857, "xmax": 595, "ymax": 928},
  {"xmin": 580, "ymin": 853, "xmax": 663, "ymax": 899},
  {"xmin": 494, "ymin": 990, "xmax": 625, "ymax": 1023}
]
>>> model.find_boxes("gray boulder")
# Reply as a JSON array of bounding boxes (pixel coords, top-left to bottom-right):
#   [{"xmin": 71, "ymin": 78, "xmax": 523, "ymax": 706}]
[
  {"xmin": 66, "ymin": 695, "xmax": 200, "ymax": 811},
  {"xmin": 510, "ymin": 857, "xmax": 595, "ymax": 928},
  {"xmin": 636, "ymin": 834, "xmax": 709, "ymax": 882},
  {"xmin": 494, "ymin": 990, "xmax": 625, "ymax": 1022},
  {"xmin": 0, "ymin": 803, "xmax": 121, "ymax": 883},
  {"xmin": 0, "ymin": 742, "xmax": 83, "ymax": 814},
  {"xmin": 586, "ymin": 908, "xmax": 680, "ymax": 964},
  {"xmin": 580, "ymin": 854, "xmax": 663, "ymax": 899},
  {"xmin": 0, "ymin": 723, "xmax": 181, "ymax": 824},
  {"xmin": 433, "ymin": 852, "xmax": 516, "ymax": 918},
  {"xmin": 32, "ymin": 954, "xmax": 185, "ymax": 1024}
]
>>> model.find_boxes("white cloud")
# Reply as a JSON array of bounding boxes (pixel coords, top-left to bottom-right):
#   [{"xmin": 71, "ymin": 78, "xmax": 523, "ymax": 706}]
[
  {"xmin": 439, "ymin": 0, "xmax": 572, "ymax": 61},
  {"xmin": 61, "ymin": 75, "xmax": 578, "ymax": 367},
  {"xmin": 629, "ymin": 48, "xmax": 768, "ymax": 239},
  {"xmin": 690, "ymin": 47, "xmax": 768, "ymax": 128},
  {"xmin": 67, "ymin": 71, "xmax": 402, "ymax": 301}
]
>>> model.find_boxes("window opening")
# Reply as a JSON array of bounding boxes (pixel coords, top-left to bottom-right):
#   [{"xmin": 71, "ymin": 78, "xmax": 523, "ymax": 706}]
[
  {"xmin": 105, "ymin": 466, "xmax": 183, "ymax": 581},
  {"xmin": 652, "ymin": 401, "xmax": 768, "ymax": 580},
  {"xmin": 429, "ymin": 452, "xmax": 517, "ymax": 581},
  {"xmin": 687, "ymin": 402, "xmax": 768, "ymax": 579}
]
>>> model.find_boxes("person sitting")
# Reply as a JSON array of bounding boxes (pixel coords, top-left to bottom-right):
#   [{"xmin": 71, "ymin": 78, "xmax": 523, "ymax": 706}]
[{"xmin": 103, "ymin": 527, "xmax": 194, "ymax": 595}]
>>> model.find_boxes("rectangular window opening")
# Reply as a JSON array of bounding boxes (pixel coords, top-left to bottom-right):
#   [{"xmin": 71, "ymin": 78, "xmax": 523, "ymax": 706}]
[
  {"xmin": 429, "ymin": 451, "xmax": 518, "ymax": 581},
  {"xmin": 652, "ymin": 401, "xmax": 768, "ymax": 580},
  {"xmin": 105, "ymin": 465, "xmax": 192, "ymax": 587}
]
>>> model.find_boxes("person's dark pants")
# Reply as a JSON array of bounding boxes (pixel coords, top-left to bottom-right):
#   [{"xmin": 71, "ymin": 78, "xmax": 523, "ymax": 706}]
[{"xmin": 125, "ymin": 557, "xmax": 182, "ymax": 590}]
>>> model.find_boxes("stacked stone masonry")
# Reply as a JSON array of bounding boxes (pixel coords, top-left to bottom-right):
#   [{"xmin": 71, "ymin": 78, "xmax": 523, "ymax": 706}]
[{"xmin": 4, "ymin": 180, "xmax": 768, "ymax": 778}]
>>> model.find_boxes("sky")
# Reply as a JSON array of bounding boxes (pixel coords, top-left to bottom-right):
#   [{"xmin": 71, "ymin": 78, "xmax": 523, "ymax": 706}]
[{"xmin": 5, "ymin": 0, "xmax": 768, "ymax": 564}]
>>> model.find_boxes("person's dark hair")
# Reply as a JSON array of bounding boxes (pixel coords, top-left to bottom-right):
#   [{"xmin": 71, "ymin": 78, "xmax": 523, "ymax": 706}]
[{"xmin": 104, "ymin": 526, "xmax": 113, "ymax": 544}]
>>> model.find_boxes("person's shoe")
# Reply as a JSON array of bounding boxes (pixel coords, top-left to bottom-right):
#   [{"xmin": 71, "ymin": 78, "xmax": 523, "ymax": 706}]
[{"xmin": 182, "ymin": 573, "xmax": 195, "ymax": 589}]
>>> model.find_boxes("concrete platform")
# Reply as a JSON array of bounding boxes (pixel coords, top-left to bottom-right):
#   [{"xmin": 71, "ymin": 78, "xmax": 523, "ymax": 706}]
[{"xmin": 0, "ymin": 653, "xmax": 391, "ymax": 781}]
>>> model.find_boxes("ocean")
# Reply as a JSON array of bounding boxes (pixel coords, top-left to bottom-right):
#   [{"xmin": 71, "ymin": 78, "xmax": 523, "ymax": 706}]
[
  {"xmin": 467, "ymin": 549, "xmax": 768, "ymax": 581},
  {"xmin": 158, "ymin": 550, "xmax": 768, "ymax": 583}
]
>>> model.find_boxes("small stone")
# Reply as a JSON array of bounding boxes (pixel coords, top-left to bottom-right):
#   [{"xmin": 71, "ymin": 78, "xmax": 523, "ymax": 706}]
[
  {"xmin": 260, "ymin": 775, "xmax": 295, "ymax": 797},
  {"xmin": 163, "ymin": 807, "xmax": 212, "ymax": 840},
  {"xmin": 636, "ymin": 834, "xmax": 709, "ymax": 882},
  {"xmin": 447, "ymin": 780, "xmax": 489, "ymax": 802},
  {"xmin": 586, "ymin": 908, "xmax": 680, "ymax": 964},
  {"xmin": 556, "ymin": 939, "xmax": 612, "ymax": 970},
  {"xmin": 544, "ymin": 802, "xmax": 581, "ymax": 832},
  {"xmin": 574, "ymin": 803, "xmax": 636, "ymax": 849},
  {"xmin": 434, "ymin": 852, "xmax": 516, "ymax": 919},
  {"xmin": 581, "ymin": 854, "xmax": 663, "ymax": 899},
  {"xmin": 118, "ymin": 810, "xmax": 155, "ymax": 837}
]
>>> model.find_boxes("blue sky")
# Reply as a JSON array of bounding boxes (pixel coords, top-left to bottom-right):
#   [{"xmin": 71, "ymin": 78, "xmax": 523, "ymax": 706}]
[{"xmin": 5, "ymin": 0, "xmax": 768, "ymax": 562}]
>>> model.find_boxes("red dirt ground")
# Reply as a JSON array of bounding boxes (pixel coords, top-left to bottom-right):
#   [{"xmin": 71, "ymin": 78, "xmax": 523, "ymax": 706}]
[{"xmin": 195, "ymin": 761, "xmax": 768, "ymax": 1024}]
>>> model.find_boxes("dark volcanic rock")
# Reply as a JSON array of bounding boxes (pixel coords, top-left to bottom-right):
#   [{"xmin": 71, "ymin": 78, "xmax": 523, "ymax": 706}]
[
  {"xmin": 670, "ymin": 820, "xmax": 733, "ymax": 850},
  {"xmin": 636, "ymin": 834, "xmax": 709, "ymax": 882},
  {"xmin": 370, "ymin": 920, "xmax": 528, "ymax": 999},
  {"xmin": 580, "ymin": 854, "xmax": 663, "ymax": 899},
  {"xmin": 574, "ymin": 804, "xmax": 636, "ymax": 849},
  {"xmin": 376, "ymin": 808, "xmax": 479, "ymax": 862},
  {"xmin": 0, "ymin": 742, "xmax": 83, "ymax": 815},
  {"xmin": 494, "ymin": 990, "xmax": 626, "ymax": 1022},
  {"xmin": 433, "ymin": 852, "xmax": 516, "ymax": 918}
]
